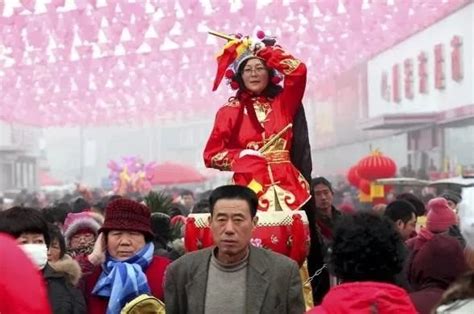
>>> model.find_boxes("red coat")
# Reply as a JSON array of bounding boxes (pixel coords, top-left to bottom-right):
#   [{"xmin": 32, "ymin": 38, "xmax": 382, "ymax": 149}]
[
  {"xmin": 84, "ymin": 255, "xmax": 170, "ymax": 314},
  {"xmin": 307, "ymin": 281, "xmax": 417, "ymax": 314},
  {"xmin": 204, "ymin": 46, "xmax": 310, "ymax": 211},
  {"xmin": 0, "ymin": 233, "xmax": 52, "ymax": 314}
]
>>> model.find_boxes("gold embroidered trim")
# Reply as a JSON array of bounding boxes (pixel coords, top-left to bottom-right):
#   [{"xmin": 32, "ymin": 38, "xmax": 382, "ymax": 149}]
[
  {"xmin": 246, "ymin": 141, "xmax": 263, "ymax": 150},
  {"xmin": 262, "ymin": 150, "xmax": 290, "ymax": 163},
  {"xmin": 225, "ymin": 100, "xmax": 240, "ymax": 108},
  {"xmin": 261, "ymin": 136, "xmax": 287, "ymax": 153},
  {"xmin": 258, "ymin": 185, "xmax": 297, "ymax": 212},
  {"xmin": 253, "ymin": 99, "xmax": 272, "ymax": 123},
  {"xmin": 280, "ymin": 58, "xmax": 301, "ymax": 75},
  {"xmin": 210, "ymin": 151, "xmax": 232, "ymax": 171}
]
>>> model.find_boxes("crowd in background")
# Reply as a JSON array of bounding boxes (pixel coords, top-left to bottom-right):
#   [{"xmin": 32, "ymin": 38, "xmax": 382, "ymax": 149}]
[{"xmin": 1, "ymin": 175, "xmax": 474, "ymax": 314}]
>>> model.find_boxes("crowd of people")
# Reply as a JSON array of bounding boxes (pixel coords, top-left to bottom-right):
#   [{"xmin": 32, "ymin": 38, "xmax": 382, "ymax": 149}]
[
  {"xmin": 0, "ymin": 177, "xmax": 473, "ymax": 313},
  {"xmin": 1, "ymin": 33, "xmax": 473, "ymax": 314}
]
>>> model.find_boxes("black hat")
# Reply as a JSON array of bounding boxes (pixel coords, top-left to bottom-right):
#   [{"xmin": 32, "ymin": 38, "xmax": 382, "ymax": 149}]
[{"xmin": 441, "ymin": 191, "xmax": 462, "ymax": 205}]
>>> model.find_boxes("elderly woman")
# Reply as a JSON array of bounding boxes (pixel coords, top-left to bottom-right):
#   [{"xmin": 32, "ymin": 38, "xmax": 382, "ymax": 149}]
[
  {"xmin": 84, "ymin": 198, "xmax": 171, "ymax": 314},
  {"xmin": 0, "ymin": 207, "xmax": 86, "ymax": 314}
]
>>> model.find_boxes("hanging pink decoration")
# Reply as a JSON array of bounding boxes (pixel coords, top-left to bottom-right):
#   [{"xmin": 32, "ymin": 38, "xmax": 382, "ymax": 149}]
[
  {"xmin": 50, "ymin": 0, "xmax": 65, "ymax": 9},
  {"xmin": 0, "ymin": 0, "xmax": 469, "ymax": 126},
  {"xmin": 20, "ymin": 0, "xmax": 35, "ymax": 12}
]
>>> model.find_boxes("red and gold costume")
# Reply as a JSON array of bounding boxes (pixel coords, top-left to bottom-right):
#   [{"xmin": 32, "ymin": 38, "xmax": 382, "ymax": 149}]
[{"xmin": 204, "ymin": 46, "xmax": 311, "ymax": 211}]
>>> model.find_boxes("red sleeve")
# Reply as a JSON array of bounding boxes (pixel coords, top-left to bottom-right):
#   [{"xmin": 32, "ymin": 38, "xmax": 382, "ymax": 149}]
[
  {"xmin": 147, "ymin": 256, "xmax": 171, "ymax": 301},
  {"xmin": 257, "ymin": 46, "xmax": 307, "ymax": 119},
  {"xmin": 0, "ymin": 234, "xmax": 52, "ymax": 314},
  {"xmin": 203, "ymin": 102, "xmax": 243, "ymax": 171}
]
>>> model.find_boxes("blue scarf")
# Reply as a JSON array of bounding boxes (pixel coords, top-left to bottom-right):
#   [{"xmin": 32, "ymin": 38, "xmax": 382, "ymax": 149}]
[{"xmin": 92, "ymin": 242, "xmax": 154, "ymax": 314}]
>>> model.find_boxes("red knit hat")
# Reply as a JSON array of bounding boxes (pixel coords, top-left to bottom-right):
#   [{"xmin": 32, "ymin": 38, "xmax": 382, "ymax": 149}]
[
  {"xmin": 426, "ymin": 197, "xmax": 457, "ymax": 233},
  {"xmin": 99, "ymin": 198, "xmax": 154, "ymax": 241}
]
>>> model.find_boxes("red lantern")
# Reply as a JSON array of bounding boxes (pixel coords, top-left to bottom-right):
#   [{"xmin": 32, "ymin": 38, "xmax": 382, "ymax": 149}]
[
  {"xmin": 357, "ymin": 150, "xmax": 397, "ymax": 181},
  {"xmin": 359, "ymin": 179, "xmax": 371, "ymax": 195},
  {"xmin": 347, "ymin": 165, "xmax": 361, "ymax": 188}
]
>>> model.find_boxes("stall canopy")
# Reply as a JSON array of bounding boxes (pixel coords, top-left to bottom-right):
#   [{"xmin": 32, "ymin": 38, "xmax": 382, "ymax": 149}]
[
  {"xmin": 0, "ymin": 0, "xmax": 469, "ymax": 126},
  {"xmin": 150, "ymin": 162, "xmax": 206, "ymax": 185},
  {"xmin": 39, "ymin": 170, "xmax": 63, "ymax": 186}
]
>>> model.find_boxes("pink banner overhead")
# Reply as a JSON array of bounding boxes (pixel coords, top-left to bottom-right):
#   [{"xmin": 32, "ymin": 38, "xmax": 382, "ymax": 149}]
[{"xmin": 0, "ymin": 0, "xmax": 470, "ymax": 127}]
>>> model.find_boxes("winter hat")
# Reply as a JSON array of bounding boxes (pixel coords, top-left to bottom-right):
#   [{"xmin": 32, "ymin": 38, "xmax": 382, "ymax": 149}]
[
  {"xmin": 99, "ymin": 198, "xmax": 154, "ymax": 241},
  {"xmin": 441, "ymin": 190, "xmax": 462, "ymax": 205},
  {"xmin": 426, "ymin": 197, "xmax": 457, "ymax": 233},
  {"xmin": 63, "ymin": 212, "xmax": 101, "ymax": 244},
  {"xmin": 396, "ymin": 193, "xmax": 426, "ymax": 216}
]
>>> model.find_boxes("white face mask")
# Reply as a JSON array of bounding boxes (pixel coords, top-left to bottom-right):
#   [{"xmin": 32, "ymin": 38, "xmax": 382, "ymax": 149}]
[{"xmin": 20, "ymin": 243, "xmax": 48, "ymax": 270}]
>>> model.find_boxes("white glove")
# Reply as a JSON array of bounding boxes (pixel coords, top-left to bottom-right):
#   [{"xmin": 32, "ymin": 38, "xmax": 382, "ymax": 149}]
[{"xmin": 239, "ymin": 149, "xmax": 262, "ymax": 158}]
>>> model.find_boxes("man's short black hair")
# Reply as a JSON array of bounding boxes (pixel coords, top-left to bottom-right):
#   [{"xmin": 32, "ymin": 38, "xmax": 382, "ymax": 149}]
[
  {"xmin": 396, "ymin": 193, "xmax": 426, "ymax": 216},
  {"xmin": 311, "ymin": 177, "xmax": 333, "ymax": 194},
  {"xmin": 180, "ymin": 190, "xmax": 194, "ymax": 198},
  {"xmin": 384, "ymin": 200, "xmax": 417, "ymax": 224},
  {"xmin": 209, "ymin": 185, "xmax": 258, "ymax": 218},
  {"xmin": 72, "ymin": 197, "xmax": 90, "ymax": 213},
  {"xmin": 42, "ymin": 206, "xmax": 68, "ymax": 225},
  {"xmin": 441, "ymin": 190, "xmax": 462, "ymax": 205},
  {"xmin": 330, "ymin": 212, "xmax": 405, "ymax": 283},
  {"xmin": 193, "ymin": 199, "xmax": 210, "ymax": 214},
  {"xmin": 0, "ymin": 206, "xmax": 51, "ymax": 247}
]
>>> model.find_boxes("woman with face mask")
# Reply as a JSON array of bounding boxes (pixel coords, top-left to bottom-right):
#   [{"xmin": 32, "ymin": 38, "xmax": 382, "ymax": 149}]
[{"xmin": 0, "ymin": 207, "xmax": 86, "ymax": 314}]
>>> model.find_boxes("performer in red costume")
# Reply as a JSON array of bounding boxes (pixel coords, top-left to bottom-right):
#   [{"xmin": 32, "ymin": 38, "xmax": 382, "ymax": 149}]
[
  {"xmin": 202, "ymin": 32, "xmax": 327, "ymax": 305},
  {"xmin": 204, "ymin": 34, "xmax": 311, "ymax": 212}
]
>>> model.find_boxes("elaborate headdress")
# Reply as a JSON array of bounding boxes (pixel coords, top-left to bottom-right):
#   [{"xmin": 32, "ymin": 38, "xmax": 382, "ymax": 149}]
[{"xmin": 211, "ymin": 30, "xmax": 281, "ymax": 91}]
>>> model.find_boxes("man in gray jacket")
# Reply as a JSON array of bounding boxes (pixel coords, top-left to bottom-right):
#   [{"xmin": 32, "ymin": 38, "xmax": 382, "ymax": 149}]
[{"xmin": 164, "ymin": 185, "xmax": 304, "ymax": 314}]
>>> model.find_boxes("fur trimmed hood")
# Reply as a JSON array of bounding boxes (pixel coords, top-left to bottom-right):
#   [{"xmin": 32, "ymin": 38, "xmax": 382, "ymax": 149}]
[{"xmin": 49, "ymin": 254, "xmax": 82, "ymax": 286}]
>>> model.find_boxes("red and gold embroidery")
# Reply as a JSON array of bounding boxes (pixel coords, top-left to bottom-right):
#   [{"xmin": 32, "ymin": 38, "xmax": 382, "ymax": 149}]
[
  {"xmin": 253, "ymin": 99, "xmax": 272, "ymax": 123},
  {"xmin": 280, "ymin": 59, "xmax": 301, "ymax": 75},
  {"xmin": 210, "ymin": 151, "xmax": 232, "ymax": 171},
  {"xmin": 259, "ymin": 185, "xmax": 296, "ymax": 212},
  {"xmin": 225, "ymin": 100, "xmax": 240, "ymax": 108}
]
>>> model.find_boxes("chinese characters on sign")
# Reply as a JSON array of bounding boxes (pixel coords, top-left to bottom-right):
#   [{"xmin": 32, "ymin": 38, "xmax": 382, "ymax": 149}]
[{"xmin": 380, "ymin": 35, "xmax": 463, "ymax": 102}]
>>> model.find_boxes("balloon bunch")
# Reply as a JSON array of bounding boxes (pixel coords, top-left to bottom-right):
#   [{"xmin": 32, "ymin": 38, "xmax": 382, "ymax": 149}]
[{"xmin": 107, "ymin": 156, "xmax": 157, "ymax": 195}]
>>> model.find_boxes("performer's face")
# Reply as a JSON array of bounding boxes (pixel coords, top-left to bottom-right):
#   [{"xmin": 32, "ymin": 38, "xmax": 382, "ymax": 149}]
[
  {"xmin": 241, "ymin": 58, "xmax": 269, "ymax": 95},
  {"xmin": 209, "ymin": 199, "xmax": 257, "ymax": 264}
]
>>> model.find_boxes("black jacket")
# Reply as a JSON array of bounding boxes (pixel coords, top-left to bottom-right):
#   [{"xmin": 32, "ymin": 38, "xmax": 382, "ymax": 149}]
[{"xmin": 43, "ymin": 263, "xmax": 86, "ymax": 314}]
